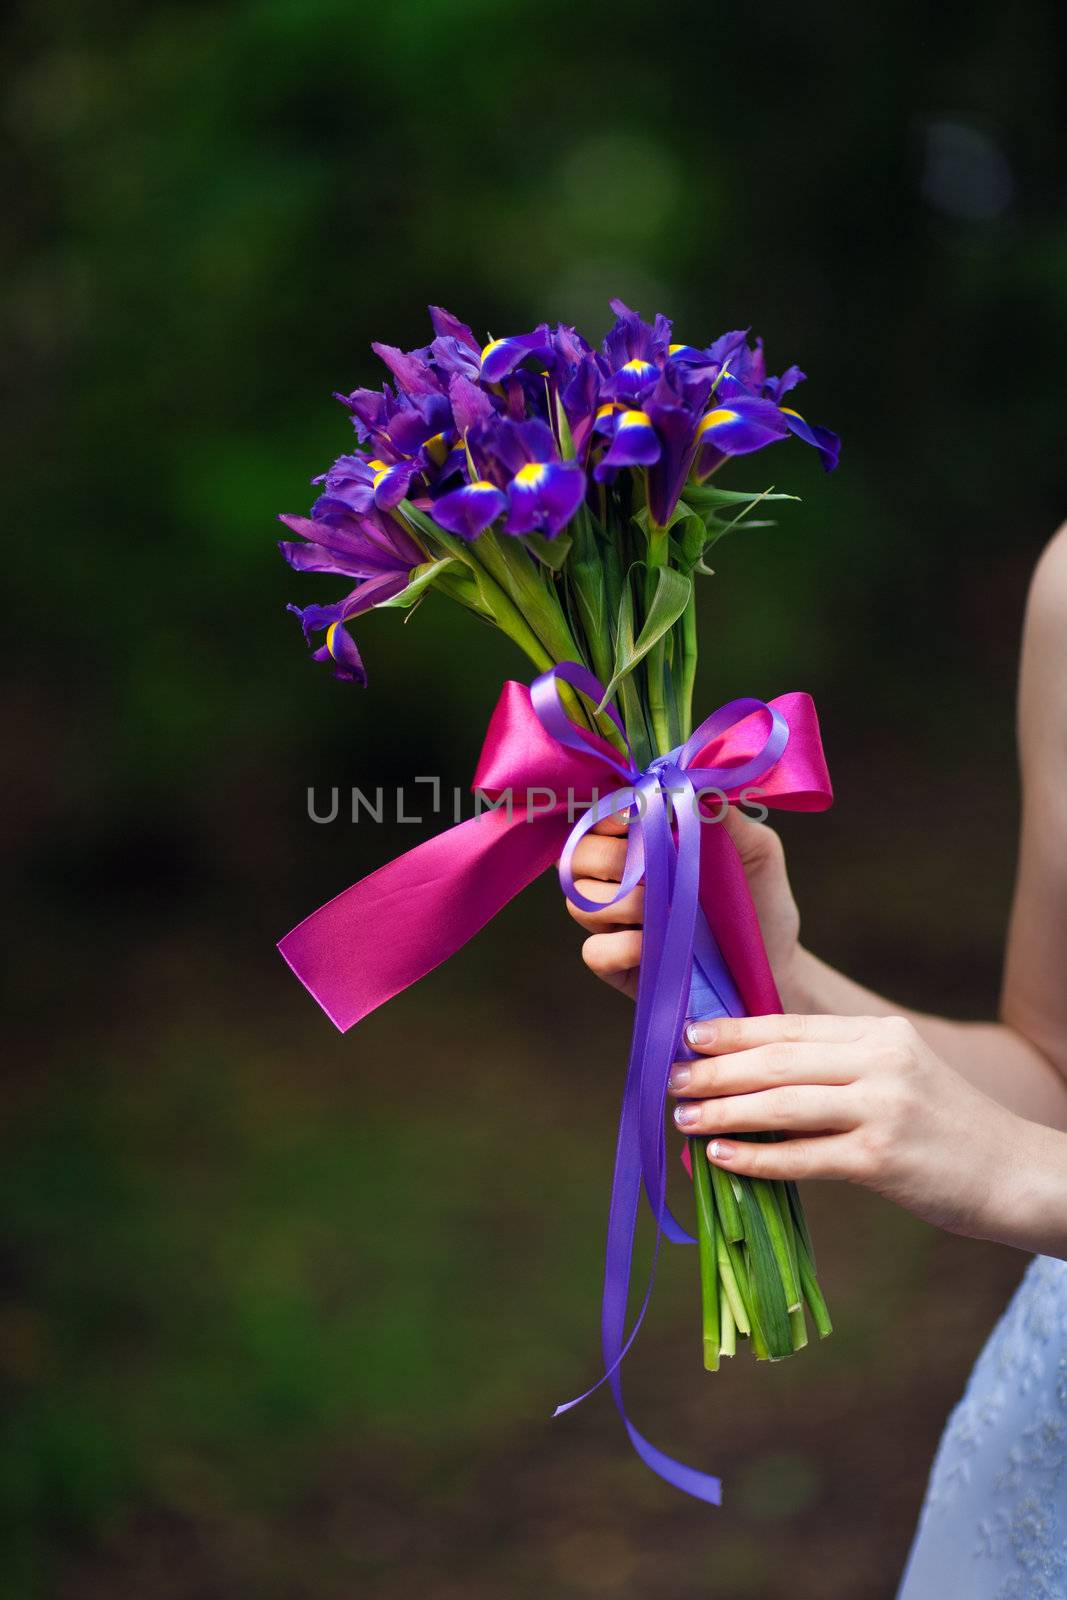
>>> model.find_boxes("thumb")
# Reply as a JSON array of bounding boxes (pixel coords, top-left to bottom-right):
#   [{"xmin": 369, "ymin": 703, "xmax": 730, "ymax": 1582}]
[{"xmin": 721, "ymin": 804, "xmax": 777, "ymax": 866}]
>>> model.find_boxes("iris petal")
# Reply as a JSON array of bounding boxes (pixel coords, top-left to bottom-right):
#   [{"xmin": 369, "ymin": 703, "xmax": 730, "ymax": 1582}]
[
  {"xmin": 480, "ymin": 329, "xmax": 551, "ymax": 383},
  {"xmin": 504, "ymin": 461, "xmax": 585, "ymax": 537},
  {"xmin": 593, "ymin": 408, "xmax": 661, "ymax": 480},
  {"xmin": 370, "ymin": 458, "xmax": 419, "ymax": 509},
  {"xmin": 428, "ymin": 305, "xmax": 480, "ymax": 353},
  {"xmin": 604, "ymin": 357, "xmax": 659, "ymax": 403},
  {"xmin": 691, "ymin": 396, "xmax": 789, "ymax": 480},
  {"xmin": 780, "ymin": 408, "xmax": 841, "ymax": 472},
  {"xmin": 320, "ymin": 622, "xmax": 368, "ymax": 684},
  {"xmin": 431, "ymin": 481, "xmax": 507, "ymax": 540}
]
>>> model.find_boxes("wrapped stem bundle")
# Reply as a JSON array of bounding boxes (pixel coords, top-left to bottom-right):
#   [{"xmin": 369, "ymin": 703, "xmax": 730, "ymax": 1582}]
[{"xmin": 276, "ymin": 299, "xmax": 839, "ymax": 1502}]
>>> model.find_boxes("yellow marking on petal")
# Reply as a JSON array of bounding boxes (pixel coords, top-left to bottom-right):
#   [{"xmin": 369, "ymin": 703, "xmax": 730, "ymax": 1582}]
[
  {"xmin": 514, "ymin": 462, "xmax": 548, "ymax": 488},
  {"xmin": 424, "ymin": 431, "xmax": 449, "ymax": 466},
  {"xmin": 621, "ymin": 358, "xmax": 655, "ymax": 374},
  {"xmin": 779, "ymin": 406, "xmax": 802, "ymax": 419},
  {"xmin": 668, "ymin": 343, "xmax": 684, "ymax": 354},
  {"xmin": 368, "ymin": 458, "xmax": 388, "ymax": 472},
  {"xmin": 595, "ymin": 402, "xmax": 621, "ymax": 421},
  {"xmin": 481, "ymin": 337, "xmax": 506, "ymax": 363},
  {"xmin": 471, "ymin": 479, "xmax": 498, "ymax": 492},
  {"xmin": 697, "ymin": 408, "xmax": 741, "ymax": 436},
  {"xmin": 619, "ymin": 409, "xmax": 652, "ymax": 428},
  {"xmin": 372, "ymin": 466, "xmax": 390, "ymax": 488},
  {"xmin": 326, "ymin": 621, "xmax": 342, "ymax": 659}
]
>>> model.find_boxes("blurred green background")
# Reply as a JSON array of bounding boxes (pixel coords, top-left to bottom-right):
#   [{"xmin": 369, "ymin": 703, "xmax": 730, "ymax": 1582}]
[{"xmin": 5, "ymin": 1, "xmax": 1067, "ymax": 1595}]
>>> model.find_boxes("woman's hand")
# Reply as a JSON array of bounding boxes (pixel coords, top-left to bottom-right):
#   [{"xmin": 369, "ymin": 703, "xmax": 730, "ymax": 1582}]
[
  {"xmin": 670, "ymin": 1011, "xmax": 1043, "ymax": 1244},
  {"xmin": 566, "ymin": 807, "xmax": 802, "ymax": 1003}
]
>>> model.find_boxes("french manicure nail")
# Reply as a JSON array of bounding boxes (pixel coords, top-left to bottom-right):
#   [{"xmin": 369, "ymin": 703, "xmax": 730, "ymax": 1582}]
[
  {"xmin": 686, "ymin": 1021, "xmax": 716, "ymax": 1049},
  {"xmin": 707, "ymin": 1139, "xmax": 730, "ymax": 1161},
  {"xmin": 673, "ymin": 1102, "xmax": 698, "ymax": 1128},
  {"xmin": 667, "ymin": 1063, "xmax": 691, "ymax": 1091}
]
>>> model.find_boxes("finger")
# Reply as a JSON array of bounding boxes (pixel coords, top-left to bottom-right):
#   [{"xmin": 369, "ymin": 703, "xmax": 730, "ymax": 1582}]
[
  {"xmin": 684, "ymin": 1013, "xmax": 871, "ymax": 1055},
  {"xmin": 705, "ymin": 1131, "xmax": 863, "ymax": 1182},
  {"xmin": 668, "ymin": 1041, "xmax": 860, "ymax": 1098},
  {"xmin": 566, "ymin": 878, "xmax": 644, "ymax": 931},
  {"xmin": 674, "ymin": 1083, "xmax": 858, "ymax": 1137},
  {"xmin": 570, "ymin": 832, "xmax": 628, "ymax": 883},
  {"xmin": 589, "ymin": 811, "xmax": 630, "ymax": 837},
  {"xmin": 720, "ymin": 805, "xmax": 782, "ymax": 864},
  {"xmin": 582, "ymin": 930, "xmax": 642, "ymax": 985}
]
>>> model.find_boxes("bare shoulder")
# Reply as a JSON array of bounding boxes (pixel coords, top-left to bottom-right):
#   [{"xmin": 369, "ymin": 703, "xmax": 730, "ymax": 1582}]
[
  {"xmin": 1018, "ymin": 523, "xmax": 1067, "ymax": 763},
  {"xmin": 1027, "ymin": 522, "xmax": 1067, "ymax": 630}
]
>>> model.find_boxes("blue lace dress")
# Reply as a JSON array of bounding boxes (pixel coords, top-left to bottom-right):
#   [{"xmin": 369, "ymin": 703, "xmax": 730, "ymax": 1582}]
[{"xmin": 898, "ymin": 1255, "xmax": 1067, "ymax": 1599}]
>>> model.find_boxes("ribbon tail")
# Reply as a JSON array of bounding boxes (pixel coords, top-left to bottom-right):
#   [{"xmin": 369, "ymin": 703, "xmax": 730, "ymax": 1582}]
[
  {"xmin": 697, "ymin": 819, "xmax": 783, "ymax": 1018},
  {"xmin": 278, "ymin": 807, "xmax": 569, "ymax": 1031},
  {"xmin": 618, "ymin": 1409, "xmax": 722, "ymax": 1506}
]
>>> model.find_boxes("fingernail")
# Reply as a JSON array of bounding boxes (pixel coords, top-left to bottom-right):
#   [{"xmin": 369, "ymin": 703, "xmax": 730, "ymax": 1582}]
[
  {"xmin": 673, "ymin": 1102, "xmax": 698, "ymax": 1128},
  {"xmin": 667, "ymin": 1063, "xmax": 691, "ymax": 1091},
  {"xmin": 707, "ymin": 1139, "xmax": 731, "ymax": 1162},
  {"xmin": 686, "ymin": 1021, "xmax": 716, "ymax": 1049}
]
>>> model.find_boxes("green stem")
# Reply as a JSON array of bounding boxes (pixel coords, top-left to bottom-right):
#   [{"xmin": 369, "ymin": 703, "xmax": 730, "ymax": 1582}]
[
  {"xmin": 678, "ymin": 588, "xmax": 698, "ymax": 742},
  {"xmin": 796, "ymin": 1231, "xmax": 833, "ymax": 1339},
  {"xmin": 719, "ymin": 1287, "xmax": 736, "ymax": 1358},
  {"xmin": 714, "ymin": 1228, "xmax": 751, "ymax": 1336},
  {"xmin": 475, "ymin": 532, "xmax": 577, "ymax": 661},
  {"xmin": 737, "ymin": 1181, "xmax": 793, "ymax": 1359},
  {"xmin": 690, "ymin": 1138, "xmax": 720, "ymax": 1371},
  {"xmin": 400, "ymin": 507, "xmax": 555, "ymax": 673},
  {"xmin": 644, "ymin": 521, "xmax": 672, "ymax": 755},
  {"xmin": 748, "ymin": 1290, "xmax": 770, "ymax": 1361},
  {"xmin": 755, "ymin": 1180, "xmax": 802, "ymax": 1313},
  {"xmin": 711, "ymin": 1163, "xmax": 744, "ymax": 1244},
  {"xmin": 775, "ymin": 1180, "xmax": 802, "ymax": 1289}
]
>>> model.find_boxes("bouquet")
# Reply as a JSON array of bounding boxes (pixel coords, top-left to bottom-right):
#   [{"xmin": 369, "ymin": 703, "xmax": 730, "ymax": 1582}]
[{"xmin": 276, "ymin": 299, "xmax": 839, "ymax": 1505}]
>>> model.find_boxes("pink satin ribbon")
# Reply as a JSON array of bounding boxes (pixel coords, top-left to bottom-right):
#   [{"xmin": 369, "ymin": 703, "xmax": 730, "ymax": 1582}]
[{"xmin": 279, "ymin": 677, "xmax": 831, "ymax": 1029}]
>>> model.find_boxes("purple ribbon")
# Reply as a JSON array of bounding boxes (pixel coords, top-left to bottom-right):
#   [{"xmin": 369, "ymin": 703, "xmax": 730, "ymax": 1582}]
[{"xmin": 531, "ymin": 663, "xmax": 790, "ymax": 1506}]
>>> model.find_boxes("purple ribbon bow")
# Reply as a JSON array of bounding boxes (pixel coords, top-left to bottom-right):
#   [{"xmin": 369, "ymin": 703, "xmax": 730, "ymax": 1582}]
[{"xmin": 531, "ymin": 663, "xmax": 790, "ymax": 1505}]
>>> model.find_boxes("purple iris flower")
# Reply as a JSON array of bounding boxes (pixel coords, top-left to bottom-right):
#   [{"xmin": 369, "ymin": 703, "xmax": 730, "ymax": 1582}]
[
  {"xmin": 642, "ymin": 369, "xmax": 716, "ymax": 526},
  {"xmin": 428, "ymin": 305, "xmax": 481, "ymax": 352},
  {"xmin": 332, "ymin": 384, "xmax": 462, "ymax": 509},
  {"xmin": 690, "ymin": 395, "xmax": 791, "ymax": 481},
  {"xmin": 431, "ymin": 479, "xmax": 507, "ymax": 540},
  {"xmin": 459, "ymin": 415, "xmax": 585, "ymax": 537},
  {"xmin": 592, "ymin": 404, "xmax": 661, "ymax": 479},
  {"xmin": 717, "ymin": 345, "xmax": 841, "ymax": 473},
  {"xmin": 278, "ymin": 502, "xmax": 423, "ymax": 683},
  {"xmin": 479, "ymin": 325, "xmax": 554, "ymax": 384},
  {"xmin": 599, "ymin": 297, "xmax": 673, "ymax": 403},
  {"xmin": 313, "ymin": 452, "xmax": 419, "ymax": 514},
  {"xmin": 759, "ymin": 366, "xmax": 840, "ymax": 471}
]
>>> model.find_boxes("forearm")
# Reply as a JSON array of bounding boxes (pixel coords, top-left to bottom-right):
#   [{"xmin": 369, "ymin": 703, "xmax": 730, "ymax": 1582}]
[
  {"xmin": 981, "ymin": 1114, "xmax": 1067, "ymax": 1259},
  {"xmin": 785, "ymin": 946, "xmax": 1067, "ymax": 1131}
]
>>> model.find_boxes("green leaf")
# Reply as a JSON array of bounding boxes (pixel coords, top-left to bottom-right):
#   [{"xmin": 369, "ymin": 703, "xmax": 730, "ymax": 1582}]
[
  {"xmin": 706, "ymin": 485, "xmax": 786, "ymax": 541},
  {"xmin": 608, "ymin": 582, "xmax": 653, "ymax": 767},
  {"xmin": 554, "ymin": 390, "xmax": 577, "ymax": 461},
  {"xmin": 672, "ymin": 506, "xmax": 712, "ymax": 571},
  {"xmin": 631, "ymin": 497, "xmax": 697, "ymax": 537},
  {"xmin": 378, "ymin": 557, "xmax": 461, "ymax": 609},
  {"xmin": 737, "ymin": 1179, "xmax": 793, "ymax": 1360},
  {"xmin": 523, "ymin": 530, "xmax": 573, "ymax": 570},
  {"xmin": 684, "ymin": 483, "xmax": 799, "ymax": 509},
  {"xmin": 397, "ymin": 500, "xmax": 453, "ymax": 549},
  {"xmin": 598, "ymin": 564, "xmax": 692, "ymax": 711}
]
